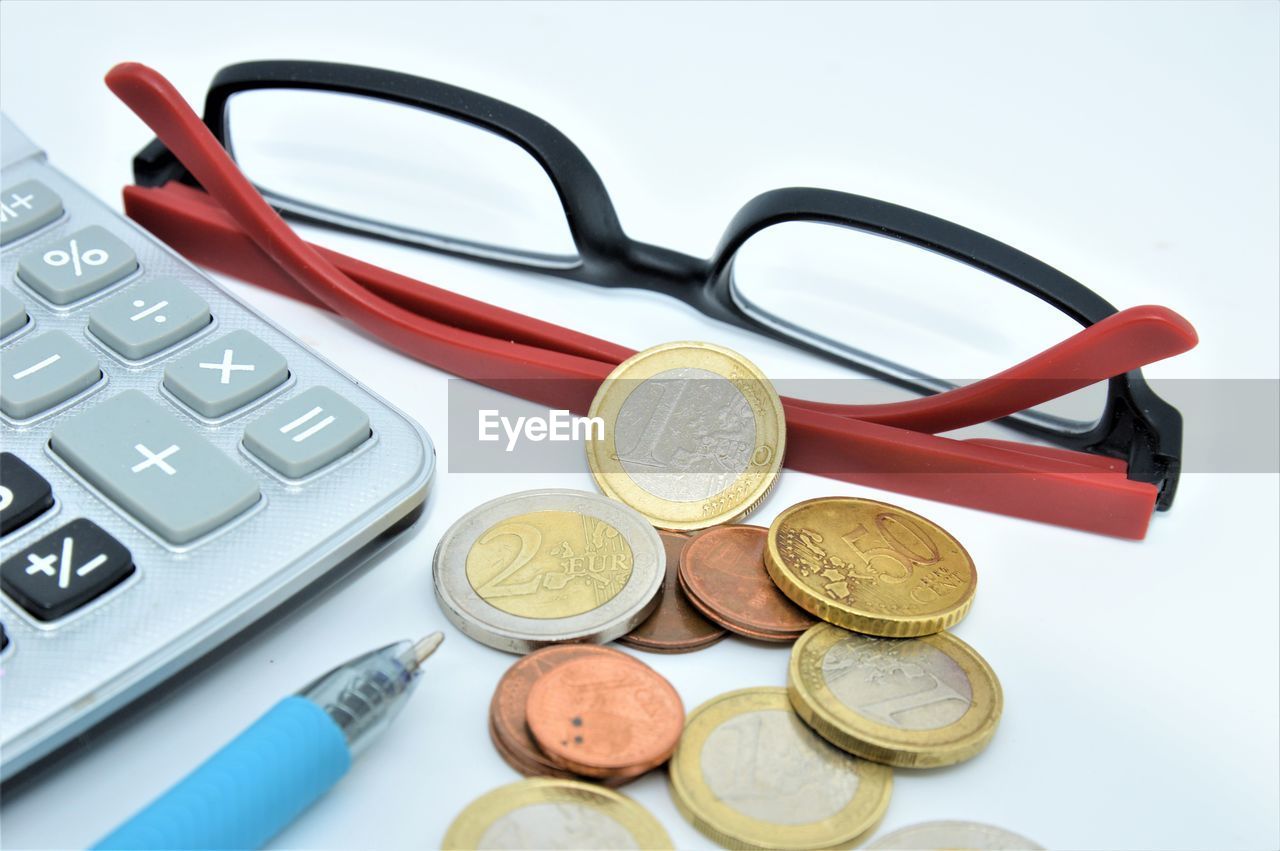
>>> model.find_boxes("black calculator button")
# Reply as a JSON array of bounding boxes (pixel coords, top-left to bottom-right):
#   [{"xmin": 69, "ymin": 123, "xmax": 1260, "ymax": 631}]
[
  {"xmin": 1, "ymin": 518, "xmax": 134, "ymax": 621},
  {"xmin": 0, "ymin": 453, "xmax": 54, "ymax": 535}
]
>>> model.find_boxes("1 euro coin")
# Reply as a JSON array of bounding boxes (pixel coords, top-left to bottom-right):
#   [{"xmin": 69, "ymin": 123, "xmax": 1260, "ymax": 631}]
[
  {"xmin": 788, "ymin": 623, "xmax": 1002, "ymax": 768},
  {"xmin": 669, "ymin": 687, "xmax": 892, "ymax": 850},
  {"xmin": 442, "ymin": 778, "xmax": 672, "ymax": 850},
  {"xmin": 586, "ymin": 342, "xmax": 785, "ymax": 530},
  {"xmin": 865, "ymin": 821, "xmax": 1042, "ymax": 850}
]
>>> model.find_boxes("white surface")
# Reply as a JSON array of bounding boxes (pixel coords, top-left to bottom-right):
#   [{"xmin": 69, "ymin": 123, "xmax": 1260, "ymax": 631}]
[{"xmin": 1, "ymin": 2, "xmax": 1277, "ymax": 849}]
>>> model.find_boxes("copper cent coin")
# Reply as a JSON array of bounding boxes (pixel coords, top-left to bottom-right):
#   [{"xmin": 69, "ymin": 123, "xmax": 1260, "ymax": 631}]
[
  {"xmin": 620, "ymin": 531, "xmax": 728, "ymax": 654},
  {"xmin": 679, "ymin": 579, "xmax": 806, "ymax": 643},
  {"xmin": 489, "ymin": 645, "xmax": 621, "ymax": 775},
  {"xmin": 679, "ymin": 525, "xmax": 816, "ymax": 641},
  {"xmin": 488, "ymin": 715, "xmax": 575, "ymax": 781},
  {"xmin": 525, "ymin": 653, "xmax": 685, "ymax": 778},
  {"xmin": 489, "ymin": 714, "xmax": 636, "ymax": 788}
]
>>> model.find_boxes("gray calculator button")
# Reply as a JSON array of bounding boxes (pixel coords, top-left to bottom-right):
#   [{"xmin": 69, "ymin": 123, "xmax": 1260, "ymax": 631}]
[
  {"xmin": 0, "ymin": 330, "xmax": 100, "ymax": 419},
  {"xmin": 164, "ymin": 330, "xmax": 288, "ymax": 417},
  {"xmin": 17, "ymin": 226, "xmax": 138, "ymax": 304},
  {"xmin": 0, "ymin": 180, "xmax": 63, "ymax": 246},
  {"xmin": 245, "ymin": 387, "xmax": 371, "ymax": 478},
  {"xmin": 50, "ymin": 390, "xmax": 260, "ymax": 544},
  {"xmin": 1, "ymin": 288, "xmax": 28, "ymax": 338},
  {"xmin": 87, "ymin": 279, "xmax": 211, "ymax": 359}
]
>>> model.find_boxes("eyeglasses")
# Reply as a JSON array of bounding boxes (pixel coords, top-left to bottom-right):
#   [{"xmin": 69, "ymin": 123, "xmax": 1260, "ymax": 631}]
[
  {"xmin": 116, "ymin": 61, "xmax": 1195, "ymax": 536},
  {"xmin": 132, "ymin": 60, "xmax": 1188, "ymax": 509}
]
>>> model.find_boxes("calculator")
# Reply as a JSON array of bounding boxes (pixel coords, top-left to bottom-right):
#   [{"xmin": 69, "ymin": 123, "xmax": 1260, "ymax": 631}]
[{"xmin": 0, "ymin": 114, "xmax": 435, "ymax": 785}]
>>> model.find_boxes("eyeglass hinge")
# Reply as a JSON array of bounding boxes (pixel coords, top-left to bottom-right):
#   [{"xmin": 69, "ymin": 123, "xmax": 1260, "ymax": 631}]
[{"xmin": 132, "ymin": 138, "xmax": 198, "ymax": 189}]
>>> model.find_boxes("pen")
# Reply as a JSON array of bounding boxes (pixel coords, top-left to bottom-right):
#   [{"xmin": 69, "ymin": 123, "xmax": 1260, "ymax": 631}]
[{"xmin": 95, "ymin": 632, "xmax": 445, "ymax": 850}]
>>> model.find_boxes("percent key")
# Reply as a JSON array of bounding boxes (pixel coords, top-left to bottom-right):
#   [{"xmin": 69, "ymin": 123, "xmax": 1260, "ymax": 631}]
[{"xmin": 17, "ymin": 225, "xmax": 137, "ymax": 304}]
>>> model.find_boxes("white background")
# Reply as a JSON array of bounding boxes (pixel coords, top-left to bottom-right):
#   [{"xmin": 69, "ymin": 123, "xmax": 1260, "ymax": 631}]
[{"xmin": 1, "ymin": 2, "xmax": 1277, "ymax": 849}]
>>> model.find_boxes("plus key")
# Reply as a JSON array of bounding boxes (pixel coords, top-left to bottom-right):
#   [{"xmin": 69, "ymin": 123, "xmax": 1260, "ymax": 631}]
[{"xmin": 50, "ymin": 391, "xmax": 259, "ymax": 544}]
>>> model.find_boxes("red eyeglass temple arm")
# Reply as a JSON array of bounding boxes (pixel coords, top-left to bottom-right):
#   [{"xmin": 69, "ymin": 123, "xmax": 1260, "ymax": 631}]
[
  {"xmin": 123, "ymin": 181, "xmax": 1196, "ymax": 437},
  {"xmin": 107, "ymin": 61, "xmax": 1193, "ymax": 538}
]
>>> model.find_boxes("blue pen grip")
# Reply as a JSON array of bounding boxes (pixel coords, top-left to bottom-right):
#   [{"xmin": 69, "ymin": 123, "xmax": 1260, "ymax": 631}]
[{"xmin": 95, "ymin": 696, "xmax": 351, "ymax": 851}]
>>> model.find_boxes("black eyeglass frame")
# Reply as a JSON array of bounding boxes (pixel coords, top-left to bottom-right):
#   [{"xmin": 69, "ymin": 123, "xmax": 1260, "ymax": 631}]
[{"xmin": 132, "ymin": 59, "xmax": 1183, "ymax": 509}]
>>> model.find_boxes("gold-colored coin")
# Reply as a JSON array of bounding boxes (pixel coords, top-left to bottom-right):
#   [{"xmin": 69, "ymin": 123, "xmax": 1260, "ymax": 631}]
[
  {"xmin": 765, "ymin": 497, "xmax": 976, "ymax": 637},
  {"xmin": 466, "ymin": 510, "xmax": 633, "ymax": 618},
  {"xmin": 668, "ymin": 687, "xmax": 892, "ymax": 850},
  {"xmin": 788, "ymin": 623, "xmax": 1002, "ymax": 768},
  {"xmin": 586, "ymin": 342, "xmax": 785, "ymax": 530},
  {"xmin": 441, "ymin": 778, "xmax": 672, "ymax": 850}
]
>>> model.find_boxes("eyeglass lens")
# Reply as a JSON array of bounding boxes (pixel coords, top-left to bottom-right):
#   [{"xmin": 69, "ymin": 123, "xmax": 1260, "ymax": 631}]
[
  {"xmin": 728, "ymin": 221, "xmax": 1108, "ymax": 429},
  {"xmin": 224, "ymin": 88, "xmax": 579, "ymax": 266}
]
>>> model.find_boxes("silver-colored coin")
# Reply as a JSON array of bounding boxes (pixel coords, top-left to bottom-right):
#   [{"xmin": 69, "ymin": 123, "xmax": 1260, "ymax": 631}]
[
  {"xmin": 699, "ymin": 708, "xmax": 862, "ymax": 824},
  {"xmin": 670, "ymin": 688, "xmax": 891, "ymax": 849},
  {"xmin": 477, "ymin": 802, "xmax": 639, "ymax": 850},
  {"xmin": 613, "ymin": 367, "xmax": 756, "ymax": 502},
  {"xmin": 433, "ymin": 489, "xmax": 665, "ymax": 654},
  {"xmin": 823, "ymin": 634, "xmax": 974, "ymax": 730},
  {"xmin": 866, "ymin": 820, "xmax": 1044, "ymax": 850}
]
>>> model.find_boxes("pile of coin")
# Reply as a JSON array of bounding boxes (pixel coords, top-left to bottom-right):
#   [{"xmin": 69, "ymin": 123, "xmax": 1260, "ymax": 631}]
[
  {"xmin": 658, "ymin": 494, "xmax": 1001, "ymax": 847},
  {"xmin": 676, "ymin": 524, "xmax": 815, "ymax": 642},
  {"xmin": 617, "ymin": 531, "xmax": 727, "ymax": 653},
  {"xmin": 438, "ymin": 341, "xmax": 1034, "ymax": 849},
  {"xmin": 488, "ymin": 644, "xmax": 684, "ymax": 786}
]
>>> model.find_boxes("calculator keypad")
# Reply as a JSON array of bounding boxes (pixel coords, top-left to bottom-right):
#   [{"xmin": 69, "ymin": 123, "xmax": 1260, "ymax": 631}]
[
  {"xmin": 1, "ymin": 119, "xmax": 432, "ymax": 785},
  {"xmin": 1, "ymin": 287, "xmax": 28, "ymax": 338},
  {"xmin": 0, "ymin": 180, "xmax": 63, "ymax": 246},
  {"xmin": 88, "ymin": 278, "xmax": 211, "ymax": 359},
  {"xmin": 164, "ymin": 329, "xmax": 288, "ymax": 417},
  {"xmin": 17, "ymin": 225, "xmax": 137, "ymax": 304},
  {"xmin": 0, "ymin": 330, "xmax": 101, "ymax": 418},
  {"xmin": 245, "ymin": 386, "xmax": 371, "ymax": 478},
  {"xmin": 0, "ymin": 453, "xmax": 54, "ymax": 536},
  {"xmin": 51, "ymin": 391, "xmax": 261, "ymax": 544},
  {"xmin": 1, "ymin": 518, "xmax": 134, "ymax": 621}
]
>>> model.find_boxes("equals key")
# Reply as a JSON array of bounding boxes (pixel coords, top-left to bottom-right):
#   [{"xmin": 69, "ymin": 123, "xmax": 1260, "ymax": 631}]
[{"xmin": 245, "ymin": 387, "xmax": 371, "ymax": 478}]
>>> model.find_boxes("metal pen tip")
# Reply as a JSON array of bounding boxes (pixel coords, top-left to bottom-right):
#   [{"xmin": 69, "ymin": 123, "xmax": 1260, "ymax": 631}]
[{"xmin": 407, "ymin": 631, "xmax": 445, "ymax": 669}]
